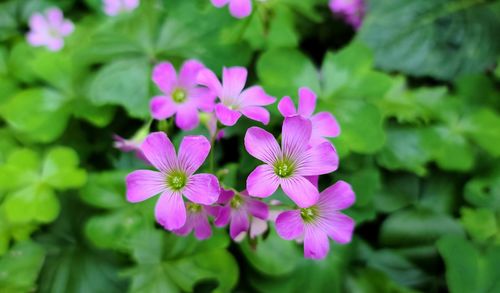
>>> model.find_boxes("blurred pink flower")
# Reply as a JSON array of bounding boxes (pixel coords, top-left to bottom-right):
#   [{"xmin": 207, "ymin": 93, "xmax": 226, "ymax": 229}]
[
  {"xmin": 113, "ymin": 134, "xmax": 148, "ymax": 163},
  {"xmin": 197, "ymin": 66, "xmax": 275, "ymax": 126},
  {"xmin": 103, "ymin": 0, "xmax": 140, "ymax": 16},
  {"xmin": 329, "ymin": 0, "xmax": 365, "ymax": 29},
  {"xmin": 26, "ymin": 8, "xmax": 74, "ymax": 52},
  {"xmin": 151, "ymin": 60, "xmax": 216, "ymax": 130},
  {"xmin": 210, "ymin": 0, "xmax": 252, "ymax": 19},
  {"xmin": 278, "ymin": 87, "xmax": 340, "ymax": 146},
  {"xmin": 276, "ymin": 181, "xmax": 356, "ymax": 259},
  {"xmin": 173, "ymin": 203, "xmax": 214, "ymax": 240}
]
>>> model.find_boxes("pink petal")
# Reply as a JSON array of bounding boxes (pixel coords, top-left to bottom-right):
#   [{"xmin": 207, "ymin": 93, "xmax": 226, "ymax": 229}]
[
  {"xmin": 304, "ymin": 227, "xmax": 330, "ymax": 259},
  {"xmin": 175, "ymin": 105, "xmax": 199, "ymax": 131},
  {"xmin": 173, "ymin": 218, "xmax": 193, "ymax": 236},
  {"xmin": 275, "ymin": 210, "xmax": 304, "ymax": 240},
  {"xmin": 190, "ymin": 87, "xmax": 216, "ymax": 112},
  {"xmin": 152, "ymin": 62, "xmax": 177, "ymax": 94},
  {"xmin": 126, "ymin": 170, "xmax": 166, "ymax": 203},
  {"xmin": 155, "ymin": 191, "xmax": 186, "ymax": 230},
  {"xmin": 222, "ymin": 66, "xmax": 247, "ymax": 99},
  {"xmin": 183, "ymin": 174, "xmax": 220, "ymax": 205},
  {"xmin": 140, "ymin": 132, "xmax": 177, "ymax": 173},
  {"xmin": 320, "ymin": 212, "xmax": 355, "ymax": 244},
  {"xmin": 59, "ymin": 20, "xmax": 74, "ymax": 36},
  {"xmin": 244, "ymin": 127, "xmax": 280, "ymax": 165},
  {"xmin": 197, "ymin": 68, "xmax": 222, "ymax": 98},
  {"xmin": 319, "ymin": 181, "xmax": 356, "ymax": 211},
  {"xmin": 193, "ymin": 213, "xmax": 212, "ymax": 240},
  {"xmin": 281, "ymin": 176, "xmax": 319, "ymax": 208},
  {"xmin": 246, "ymin": 198, "xmax": 269, "ymax": 220},
  {"xmin": 281, "ymin": 116, "xmax": 312, "ymax": 160},
  {"xmin": 241, "ymin": 106, "xmax": 271, "ymax": 125},
  {"xmin": 46, "ymin": 38, "xmax": 64, "ymax": 51},
  {"xmin": 46, "ymin": 8, "xmax": 63, "ymax": 25},
  {"xmin": 229, "ymin": 0, "xmax": 252, "ymax": 18},
  {"xmin": 150, "ymin": 96, "xmax": 177, "ymax": 120},
  {"xmin": 124, "ymin": 0, "xmax": 140, "ymax": 9},
  {"xmin": 211, "ymin": 0, "xmax": 230, "ymax": 7},
  {"xmin": 311, "ymin": 112, "xmax": 340, "ymax": 138},
  {"xmin": 297, "ymin": 142, "xmax": 338, "ymax": 176},
  {"xmin": 215, "ymin": 104, "xmax": 242, "ymax": 126},
  {"xmin": 27, "ymin": 32, "xmax": 46, "ymax": 46},
  {"xmin": 239, "ymin": 86, "xmax": 276, "ymax": 107},
  {"xmin": 230, "ymin": 210, "xmax": 249, "ymax": 239},
  {"xmin": 246, "ymin": 165, "xmax": 279, "ymax": 198},
  {"xmin": 249, "ymin": 217, "xmax": 268, "ymax": 239},
  {"xmin": 214, "ymin": 206, "xmax": 231, "ymax": 227},
  {"xmin": 306, "ymin": 176, "xmax": 319, "ymax": 188},
  {"xmin": 179, "ymin": 59, "xmax": 205, "ymax": 88},
  {"xmin": 177, "ymin": 135, "xmax": 211, "ymax": 175},
  {"xmin": 217, "ymin": 188, "xmax": 235, "ymax": 204},
  {"xmin": 29, "ymin": 13, "xmax": 47, "ymax": 31},
  {"xmin": 278, "ymin": 96, "xmax": 297, "ymax": 117},
  {"xmin": 298, "ymin": 87, "xmax": 317, "ymax": 118}
]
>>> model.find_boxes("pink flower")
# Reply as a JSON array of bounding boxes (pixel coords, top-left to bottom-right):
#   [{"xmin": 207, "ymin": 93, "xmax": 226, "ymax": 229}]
[
  {"xmin": 172, "ymin": 203, "xmax": 213, "ymax": 240},
  {"xmin": 275, "ymin": 180, "xmax": 356, "ymax": 259},
  {"xmin": 244, "ymin": 116, "xmax": 339, "ymax": 208},
  {"xmin": 103, "ymin": 0, "xmax": 140, "ymax": 16},
  {"xmin": 197, "ymin": 66, "xmax": 275, "ymax": 126},
  {"xmin": 126, "ymin": 132, "xmax": 220, "ymax": 230},
  {"xmin": 213, "ymin": 189, "xmax": 269, "ymax": 240},
  {"xmin": 210, "ymin": 0, "xmax": 252, "ymax": 19},
  {"xmin": 151, "ymin": 60, "xmax": 215, "ymax": 130},
  {"xmin": 329, "ymin": 0, "xmax": 365, "ymax": 29},
  {"xmin": 278, "ymin": 87, "xmax": 340, "ymax": 146},
  {"xmin": 113, "ymin": 134, "xmax": 148, "ymax": 163},
  {"xmin": 26, "ymin": 8, "xmax": 74, "ymax": 52}
]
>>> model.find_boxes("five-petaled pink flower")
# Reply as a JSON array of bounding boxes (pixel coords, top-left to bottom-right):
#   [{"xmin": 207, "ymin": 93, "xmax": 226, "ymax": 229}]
[
  {"xmin": 103, "ymin": 0, "xmax": 140, "ymax": 16},
  {"xmin": 26, "ymin": 8, "xmax": 74, "ymax": 52},
  {"xmin": 329, "ymin": 0, "xmax": 365, "ymax": 29},
  {"xmin": 275, "ymin": 180, "xmax": 355, "ymax": 259},
  {"xmin": 278, "ymin": 87, "xmax": 340, "ymax": 146},
  {"xmin": 197, "ymin": 66, "xmax": 275, "ymax": 126},
  {"xmin": 213, "ymin": 189, "xmax": 269, "ymax": 240},
  {"xmin": 245, "ymin": 116, "xmax": 339, "ymax": 208},
  {"xmin": 210, "ymin": 0, "xmax": 252, "ymax": 19},
  {"xmin": 173, "ymin": 203, "xmax": 214, "ymax": 240},
  {"xmin": 126, "ymin": 132, "xmax": 220, "ymax": 230},
  {"xmin": 151, "ymin": 60, "xmax": 215, "ymax": 130}
]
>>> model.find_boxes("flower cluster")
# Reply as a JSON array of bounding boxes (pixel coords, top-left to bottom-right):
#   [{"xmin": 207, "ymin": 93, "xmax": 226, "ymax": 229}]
[
  {"xmin": 329, "ymin": 0, "xmax": 365, "ymax": 29},
  {"xmin": 123, "ymin": 59, "xmax": 356, "ymax": 259}
]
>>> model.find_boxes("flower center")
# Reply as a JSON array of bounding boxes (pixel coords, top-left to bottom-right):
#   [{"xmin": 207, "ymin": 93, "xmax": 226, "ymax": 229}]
[
  {"xmin": 230, "ymin": 194, "xmax": 244, "ymax": 209},
  {"xmin": 166, "ymin": 170, "xmax": 187, "ymax": 191},
  {"xmin": 300, "ymin": 206, "xmax": 318, "ymax": 223},
  {"xmin": 274, "ymin": 159, "xmax": 295, "ymax": 178},
  {"xmin": 172, "ymin": 88, "xmax": 187, "ymax": 103},
  {"xmin": 186, "ymin": 202, "xmax": 202, "ymax": 213}
]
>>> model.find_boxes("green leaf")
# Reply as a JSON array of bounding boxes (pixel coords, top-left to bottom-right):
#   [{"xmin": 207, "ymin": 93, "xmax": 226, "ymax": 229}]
[
  {"xmin": 462, "ymin": 108, "xmax": 500, "ymax": 157},
  {"xmin": 80, "ymin": 171, "xmax": 129, "ymax": 209},
  {"xmin": 0, "ymin": 241, "xmax": 45, "ymax": 293},
  {"xmin": 360, "ymin": 0, "xmax": 500, "ymax": 80},
  {"xmin": 425, "ymin": 125, "xmax": 475, "ymax": 171},
  {"xmin": 256, "ymin": 48, "xmax": 320, "ymax": 97},
  {"xmin": 0, "ymin": 88, "xmax": 71, "ymax": 143},
  {"xmin": 3, "ymin": 185, "xmax": 60, "ymax": 224},
  {"xmin": 88, "ymin": 58, "xmax": 150, "ymax": 118},
  {"xmin": 464, "ymin": 166, "xmax": 500, "ymax": 210},
  {"xmin": 460, "ymin": 208, "xmax": 497, "ymax": 242},
  {"xmin": 42, "ymin": 147, "xmax": 87, "ymax": 190},
  {"xmin": 0, "ymin": 149, "xmax": 40, "ymax": 192},
  {"xmin": 375, "ymin": 174, "xmax": 419, "ymax": 213}
]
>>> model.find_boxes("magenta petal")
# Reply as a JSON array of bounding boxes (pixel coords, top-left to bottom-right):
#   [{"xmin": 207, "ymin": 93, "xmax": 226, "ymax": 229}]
[
  {"xmin": 152, "ymin": 62, "xmax": 177, "ymax": 94},
  {"xmin": 214, "ymin": 206, "xmax": 231, "ymax": 227},
  {"xmin": 183, "ymin": 174, "xmax": 220, "ymax": 205},
  {"xmin": 178, "ymin": 135, "xmax": 211, "ymax": 175},
  {"xmin": 281, "ymin": 116, "xmax": 312, "ymax": 160},
  {"xmin": 217, "ymin": 188, "xmax": 235, "ymax": 204},
  {"xmin": 173, "ymin": 219, "xmax": 193, "ymax": 236},
  {"xmin": 306, "ymin": 176, "xmax": 319, "ymax": 188},
  {"xmin": 211, "ymin": 0, "xmax": 230, "ymax": 7},
  {"xmin": 178, "ymin": 59, "xmax": 204, "ymax": 88},
  {"xmin": 141, "ymin": 132, "xmax": 177, "ymax": 173},
  {"xmin": 319, "ymin": 181, "xmax": 356, "ymax": 211},
  {"xmin": 193, "ymin": 213, "xmax": 212, "ymax": 240},
  {"xmin": 239, "ymin": 86, "xmax": 275, "ymax": 107},
  {"xmin": 249, "ymin": 217, "xmax": 268, "ymax": 238},
  {"xmin": 278, "ymin": 96, "xmax": 297, "ymax": 117},
  {"xmin": 304, "ymin": 228, "xmax": 329, "ymax": 259},
  {"xmin": 281, "ymin": 176, "xmax": 320, "ymax": 208},
  {"xmin": 190, "ymin": 87, "xmax": 216, "ymax": 112},
  {"xmin": 215, "ymin": 104, "xmax": 242, "ymax": 126},
  {"xmin": 298, "ymin": 87, "xmax": 317, "ymax": 118},
  {"xmin": 311, "ymin": 112, "xmax": 340, "ymax": 138},
  {"xmin": 246, "ymin": 198, "xmax": 269, "ymax": 220},
  {"xmin": 155, "ymin": 191, "xmax": 186, "ymax": 230},
  {"xmin": 222, "ymin": 66, "xmax": 247, "ymax": 98},
  {"xmin": 150, "ymin": 96, "xmax": 177, "ymax": 120},
  {"xmin": 298, "ymin": 142, "xmax": 338, "ymax": 176},
  {"xmin": 175, "ymin": 105, "xmax": 199, "ymax": 131},
  {"xmin": 275, "ymin": 210, "xmax": 304, "ymax": 240},
  {"xmin": 197, "ymin": 68, "xmax": 222, "ymax": 98},
  {"xmin": 46, "ymin": 8, "xmax": 63, "ymax": 25},
  {"xmin": 59, "ymin": 21, "xmax": 74, "ymax": 36},
  {"xmin": 126, "ymin": 170, "xmax": 165, "ymax": 203},
  {"xmin": 322, "ymin": 213, "xmax": 355, "ymax": 244},
  {"xmin": 241, "ymin": 106, "xmax": 271, "ymax": 125},
  {"xmin": 246, "ymin": 165, "xmax": 279, "ymax": 198},
  {"xmin": 229, "ymin": 0, "xmax": 252, "ymax": 18},
  {"xmin": 244, "ymin": 127, "xmax": 280, "ymax": 165},
  {"xmin": 230, "ymin": 210, "xmax": 249, "ymax": 239}
]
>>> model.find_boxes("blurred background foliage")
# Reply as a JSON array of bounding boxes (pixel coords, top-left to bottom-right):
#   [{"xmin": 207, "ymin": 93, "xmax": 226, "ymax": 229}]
[{"xmin": 0, "ymin": 0, "xmax": 500, "ymax": 292}]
